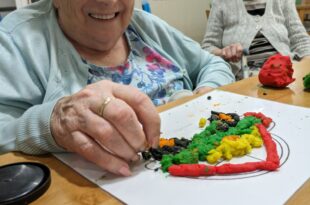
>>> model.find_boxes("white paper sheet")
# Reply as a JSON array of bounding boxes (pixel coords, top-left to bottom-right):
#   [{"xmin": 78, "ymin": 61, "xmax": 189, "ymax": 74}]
[{"xmin": 55, "ymin": 90, "xmax": 310, "ymax": 205}]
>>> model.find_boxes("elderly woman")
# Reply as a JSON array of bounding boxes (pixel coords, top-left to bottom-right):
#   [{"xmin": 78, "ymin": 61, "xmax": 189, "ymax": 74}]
[
  {"xmin": 202, "ymin": 0, "xmax": 310, "ymax": 80},
  {"xmin": 0, "ymin": 0, "xmax": 234, "ymax": 176}
]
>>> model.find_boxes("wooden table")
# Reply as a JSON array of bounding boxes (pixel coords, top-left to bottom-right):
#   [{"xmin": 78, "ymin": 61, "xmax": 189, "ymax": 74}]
[
  {"xmin": 0, "ymin": 60, "xmax": 309, "ymax": 205},
  {"xmin": 297, "ymin": 4, "xmax": 310, "ymax": 22},
  {"xmin": 297, "ymin": 4, "xmax": 310, "ymax": 35}
]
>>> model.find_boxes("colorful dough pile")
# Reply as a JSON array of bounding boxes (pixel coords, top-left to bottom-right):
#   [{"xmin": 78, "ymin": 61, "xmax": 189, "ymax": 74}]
[{"xmin": 142, "ymin": 111, "xmax": 279, "ymax": 177}]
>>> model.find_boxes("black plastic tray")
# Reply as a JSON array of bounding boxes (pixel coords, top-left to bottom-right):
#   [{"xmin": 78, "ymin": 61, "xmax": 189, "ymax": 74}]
[{"xmin": 0, "ymin": 162, "xmax": 51, "ymax": 205}]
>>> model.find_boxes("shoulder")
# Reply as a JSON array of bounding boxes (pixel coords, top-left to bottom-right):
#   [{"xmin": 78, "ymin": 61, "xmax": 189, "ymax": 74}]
[
  {"xmin": 209, "ymin": 0, "xmax": 239, "ymax": 15},
  {"xmin": 0, "ymin": 0, "xmax": 59, "ymax": 60},
  {"xmin": 0, "ymin": 0, "xmax": 53, "ymax": 35},
  {"xmin": 0, "ymin": 0, "xmax": 60, "ymax": 76},
  {"xmin": 273, "ymin": 0, "xmax": 294, "ymax": 8},
  {"xmin": 130, "ymin": 9, "xmax": 185, "ymax": 48},
  {"xmin": 211, "ymin": 0, "xmax": 228, "ymax": 5},
  {"xmin": 271, "ymin": 0, "xmax": 295, "ymax": 14},
  {"xmin": 131, "ymin": 9, "xmax": 171, "ymax": 32},
  {"xmin": 211, "ymin": 0, "xmax": 236, "ymax": 7}
]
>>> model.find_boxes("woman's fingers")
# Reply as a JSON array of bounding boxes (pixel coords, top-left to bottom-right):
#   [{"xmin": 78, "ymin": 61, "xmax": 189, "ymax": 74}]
[
  {"xmin": 231, "ymin": 44, "xmax": 243, "ymax": 62},
  {"xmin": 236, "ymin": 43, "xmax": 243, "ymax": 59},
  {"xmin": 69, "ymin": 131, "xmax": 132, "ymax": 176},
  {"xmin": 195, "ymin": 86, "xmax": 214, "ymax": 94},
  {"xmin": 223, "ymin": 43, "xmax": 244, "ymax": 62},
  {"xmin": 97, "ymin": 98, "xmax": 148, "ymax": 152},
  {"xmin": 224, "ymin": 46, "xmax": 232, "ymax": 60},
  {"xmin": 110, "ymin": 84, "xmax": 161, "ymax": 148},
  {"xmin": 80, "ymin": 109, "xmax": 140, "ymax": 162},
  {"xmin": 221, "ymin": 49, "xmax": 227, "ymax": 59},
  {"xmin": 228, "ymin": 45, "xmax": 238, "ymax": 62},
  {"xmin": 230, "ymin": 45, "xmax": 238, "ymax": 62},
  {"xmin": 51, "ymin": 80, "xmax": 161, "ymax": 176},
  {"xmin": 87, "ymin": 81, "xmax": 160, "ymax": 149}
]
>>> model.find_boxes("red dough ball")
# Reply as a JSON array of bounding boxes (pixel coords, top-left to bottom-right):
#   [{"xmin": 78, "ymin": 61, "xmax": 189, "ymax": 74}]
[{"xmin": 258, "ymin": 54, "xmax": 295, "ymax": 88}]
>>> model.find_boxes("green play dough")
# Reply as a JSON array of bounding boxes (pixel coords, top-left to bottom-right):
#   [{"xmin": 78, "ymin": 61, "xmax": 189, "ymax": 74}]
[
  {"xmin": 160, "ymin": 116, "xmax": 262, "ymax": 171},
  {"xmin": 304, "ymin": 73, "xmax": 310, "ymax": 89}
]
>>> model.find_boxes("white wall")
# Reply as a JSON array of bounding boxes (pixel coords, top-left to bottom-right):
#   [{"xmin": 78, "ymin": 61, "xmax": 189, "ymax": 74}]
[{"xmin": 135, "ymin": 0, "xmax": 211, "ymax": 43}]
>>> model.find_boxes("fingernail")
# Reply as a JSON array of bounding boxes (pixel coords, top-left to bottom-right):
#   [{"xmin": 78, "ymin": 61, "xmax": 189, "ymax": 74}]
[
  {"xmin": 119, "ymin": 166, "xmax": 132, "ymax": 177},
  {"xmin": 151, "ymin": 137, "xmax": 159, "ymax": 148},
  {"xmin": 132, "ymin": 154, "xmax": 140, "ymax": 162},
  {"xmin": 144, "ymin": 140, "xmax": 150, "ymax": 150}
]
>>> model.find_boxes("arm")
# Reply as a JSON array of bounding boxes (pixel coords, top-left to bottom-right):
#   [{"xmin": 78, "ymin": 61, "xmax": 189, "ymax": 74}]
[
  {"xmin": 193, "ymin": 50, "xmax": 235, "ymax": 90},
  {"xmin": 51, "ymin": 80, "xmax": 160, "ymax": 176},
  {"xmin": 201, "ymin": 1, "xmax": 243, "ymax": 62},
  {"xmin": 201, "ymin": 0, "xmax": 224, "ymax": 54},
  {"xmin": 0, "ymin": 30, "xmax": 64, "ymax": 154},
  {"xmin": 0, "ymin": 30, "xmax": 161, "ymax": 176},
  {"xmin": 159, "ymin": 25, "xmax": 235, "ymax": 89},
  {"xmin": 284, "ymin": 0, "xmax": 310, "ymax": 58},
  {"xmin": 131, "ymin": 10, "xmax": 235, "ymax": 90},
  {"xmin": 161, "ymin": 22, "xmax": 235, "ymax": 89}
]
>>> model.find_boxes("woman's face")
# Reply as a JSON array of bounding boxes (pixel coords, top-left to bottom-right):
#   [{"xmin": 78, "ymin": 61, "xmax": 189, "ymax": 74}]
[{"xmin": 53, "ymin": 0, "xmax": 134, "ymax": 52}]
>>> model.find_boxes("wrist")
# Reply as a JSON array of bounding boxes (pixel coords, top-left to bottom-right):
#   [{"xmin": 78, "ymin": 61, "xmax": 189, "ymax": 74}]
[{"xmin": 212, "ymin": 48, "xmax": 223, "ymax": 56}]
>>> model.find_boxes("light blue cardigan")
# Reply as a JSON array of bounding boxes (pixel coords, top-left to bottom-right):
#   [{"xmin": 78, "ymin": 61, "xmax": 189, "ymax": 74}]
[{"xmin": 0, "ymin": 0, "xmax": 234, "ymax": 154}]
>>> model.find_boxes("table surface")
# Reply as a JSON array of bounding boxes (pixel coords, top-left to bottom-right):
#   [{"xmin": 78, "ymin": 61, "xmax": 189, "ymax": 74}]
[
  {"xmin": 297, "ymin": 4, "xmax": 310, "ymax": 9},
  {"xmin": 296, "ymin": 4, "xmax": 310, "ymax": 35},
  {"xmin": 0, "ymin": 60, "xmax": 309, "ymax": 205}
]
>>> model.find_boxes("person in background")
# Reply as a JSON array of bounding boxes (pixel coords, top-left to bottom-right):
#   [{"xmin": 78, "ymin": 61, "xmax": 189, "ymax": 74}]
[
  {"xmin": 0, "ymin": 0, "xmax": 234, "ymax": 176},
  {"xmin": 202, "ymin": 0, "xmax": 310, "ymax": 80}
]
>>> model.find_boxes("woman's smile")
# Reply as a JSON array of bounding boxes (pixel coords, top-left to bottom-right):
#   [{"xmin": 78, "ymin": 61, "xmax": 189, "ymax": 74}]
[{"xmin": 88, "ymin": 12, "xmax": 119, "ymax": 21}]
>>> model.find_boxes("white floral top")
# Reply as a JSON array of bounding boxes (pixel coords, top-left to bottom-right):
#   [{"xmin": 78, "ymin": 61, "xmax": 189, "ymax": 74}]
[{"xmin": 85, "ymin": 25, "xmax": 184, "ymax": 106}]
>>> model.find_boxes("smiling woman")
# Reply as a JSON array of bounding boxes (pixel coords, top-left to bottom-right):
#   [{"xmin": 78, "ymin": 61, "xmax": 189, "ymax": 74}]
[
  {"xmin": 0, "ymin": 0, "xmax": 234, "ymax": 176},
  {"xmin": 53, "ymin": 0, "xmax": 134, "ymax": 64}
]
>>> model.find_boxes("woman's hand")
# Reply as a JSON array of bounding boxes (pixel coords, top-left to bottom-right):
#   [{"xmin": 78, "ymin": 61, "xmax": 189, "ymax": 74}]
[
  {"xmin": 214, "ymin": 43, "xmax": 243, "ymax": 63},
  {"xmin": 194, "ymin": 86, "xmax": 214, "ymax": 95},
  {"xmin": 51, "ymin": 80, "xmax": 160, "ymax": 176}
]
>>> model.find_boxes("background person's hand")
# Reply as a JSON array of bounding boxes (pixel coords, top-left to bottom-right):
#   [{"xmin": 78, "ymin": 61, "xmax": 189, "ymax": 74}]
[
  {"xmin": 51, "ymin": 80, "xmax": 160, "ymax": 176},
  {"xmin": 217, "ymin": 43, "xmax": 243, "ymax": 63}
]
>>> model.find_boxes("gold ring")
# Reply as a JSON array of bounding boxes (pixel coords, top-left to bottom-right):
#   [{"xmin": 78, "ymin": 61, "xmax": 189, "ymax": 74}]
[{"xmin": 98, "ymin": 96, "xmax": 113, "ymax": 117}]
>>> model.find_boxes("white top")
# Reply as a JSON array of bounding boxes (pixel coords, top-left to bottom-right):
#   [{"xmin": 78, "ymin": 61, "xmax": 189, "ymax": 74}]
[{"xmin": 202, "ymin": 0, "xmax": 310, "ymax": 59}]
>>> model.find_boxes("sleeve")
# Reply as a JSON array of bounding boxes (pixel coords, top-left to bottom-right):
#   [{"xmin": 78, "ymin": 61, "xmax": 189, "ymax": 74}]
[
  {"xmin": 194, "ymin": 51, "xmax": 235, "ymax": 89},
  {"xmin": 131, "ymin": 10, "xmax": 235, "ymax": 90},
  {"xmin": 164, "ymin": 26, "xmax": 235, "ymax": 89},
  {"xmin": 0, "ymin": 30, "xmax": 65, "ymax": 154},
  {"xmin": 201, "ymin": 0, "xmax": 224, "ymax": 53},
  {"xmin": 154, "ymin": 17, "xmax": 235, "ymax": 89},
  {"xmin": 284, "ymin": 0, "xmax": 310, "ymax": 58},
  {"xmin": 156, "ymin": 22, "xmax": 235, "ymax": 89}
]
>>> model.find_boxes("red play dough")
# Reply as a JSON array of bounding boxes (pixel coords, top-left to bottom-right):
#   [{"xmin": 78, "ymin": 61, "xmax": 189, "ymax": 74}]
[{"xmin": 258, "ymin": 54, "xmax": 295, "ymax": 88}]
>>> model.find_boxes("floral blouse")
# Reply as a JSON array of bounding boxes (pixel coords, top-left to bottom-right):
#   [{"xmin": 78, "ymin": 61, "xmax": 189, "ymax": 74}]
[{"xmin": 85, "ymin": 25, "xmax": 184, "ymax": 106}]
